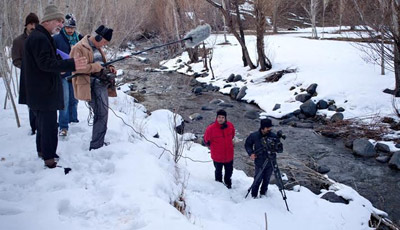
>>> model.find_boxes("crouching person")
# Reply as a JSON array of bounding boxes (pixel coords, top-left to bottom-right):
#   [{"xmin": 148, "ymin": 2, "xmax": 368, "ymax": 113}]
[
  {"xmin": 244, "ymin": 118, "xmax": 283, "ymax": 198},
  {"xmin": 70, "ymin": 25, "xmax": 117, "ymax": 151}
]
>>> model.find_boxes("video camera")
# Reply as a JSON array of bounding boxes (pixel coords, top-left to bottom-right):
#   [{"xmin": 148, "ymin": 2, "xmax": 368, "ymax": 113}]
[{"xmin": 263, "ymin": 130, "xmax": 286, "ymax": 153}]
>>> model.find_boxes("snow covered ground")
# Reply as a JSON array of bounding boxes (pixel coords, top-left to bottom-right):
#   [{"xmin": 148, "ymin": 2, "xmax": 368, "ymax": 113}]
[
  {"xmin": 0, "ymin": 28, "xmax": 391, "ymax": 229},
  {"xmin": 163, "ymin": 27, "xmax": 395, "ymax": 121}
]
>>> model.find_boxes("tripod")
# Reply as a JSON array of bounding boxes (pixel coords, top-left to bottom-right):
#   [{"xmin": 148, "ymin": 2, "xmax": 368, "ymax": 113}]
[{"xmin": 245, "ymin": 136, "xmax": 290, "ymax": 212}]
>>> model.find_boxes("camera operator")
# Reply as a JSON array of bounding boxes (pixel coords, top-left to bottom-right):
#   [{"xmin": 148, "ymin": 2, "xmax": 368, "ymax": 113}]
[
  {"xmin": 70, "ymin": 25, "xmax": 116, "ymax": 151},
  {"xmin": 244, "ymin": 118, "xmax": 283, "ymax": 198}
]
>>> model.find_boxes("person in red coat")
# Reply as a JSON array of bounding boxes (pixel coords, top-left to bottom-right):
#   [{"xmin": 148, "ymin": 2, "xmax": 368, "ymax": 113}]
[{"xmin": 204, "ymin": 109, "xmax": 235, "ymax": 188}]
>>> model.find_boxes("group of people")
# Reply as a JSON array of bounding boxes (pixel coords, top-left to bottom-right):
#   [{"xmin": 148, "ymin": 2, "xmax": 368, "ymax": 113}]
[
  {"xmin": 12, "ymin": 4, "xmax": 116, "ymax": 168},
  {"xmin": 204, "ymin": 110, "xmax": 283, "ymax": 198},
  {"xmin": 11, "ymin": 4, "xmax": 283, "ymax": 199}
]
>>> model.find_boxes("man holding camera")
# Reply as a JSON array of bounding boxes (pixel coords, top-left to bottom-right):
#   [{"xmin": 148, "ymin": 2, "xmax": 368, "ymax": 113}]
[
  {"xmin": 245, "ymin": 118, "xmax": 283, "ymax": 198},
  {"xmin": 70, "ymin": 25, "xmax": 116, "ymax": 151}
]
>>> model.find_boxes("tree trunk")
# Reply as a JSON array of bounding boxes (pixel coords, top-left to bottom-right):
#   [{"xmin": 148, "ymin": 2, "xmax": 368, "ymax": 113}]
[
  {"xmin": 272, "ymin": 3, "xmax": 278, "ymax": 34},
  {"xmin": 221, "ymin": 0, "xmax": 228, "ymax": 43},
  {"xmin": 233, "ymin": 0, "xmax": 248, "ymax": 67},
  {"xmin": 205, "ymin": 0, "xmax": 256, "ymax": 69},
  {"xmin": 393, "ymin": 0, "xmax": 400, "ymax": 96},
  {"xmin": 255, "ymin": 0, "xmax": 272, "ymax": 71}
]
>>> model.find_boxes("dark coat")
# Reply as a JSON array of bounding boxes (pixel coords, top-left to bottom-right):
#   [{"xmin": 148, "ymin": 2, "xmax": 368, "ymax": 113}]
[
  {"xmin": 53, "ymin": 31, "xmax": 83, "ymax": 78},
  {"xmin": 203, "ymin": 120, "xmax": 235, "ymax": 163},
  {"xmin": 19, "ymin": 24, "xmax": 76, "ymax": 110},
  {"xmin": 244, "ymin": 130, "xmax": 283, "ymax": 167},
  {"xmin": 11, "ymin": 29, "xmax": 28, "ymax": 69}
]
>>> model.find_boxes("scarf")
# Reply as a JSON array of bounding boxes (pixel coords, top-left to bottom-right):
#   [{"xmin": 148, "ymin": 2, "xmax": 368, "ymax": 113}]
[{"xmin": 62, "ymin": 28, "xmax": 79, "ymax": 46}]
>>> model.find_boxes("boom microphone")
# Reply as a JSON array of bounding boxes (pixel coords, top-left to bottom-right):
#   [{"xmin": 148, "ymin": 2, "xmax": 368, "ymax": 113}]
[
  {"xmin": 66, "ymin": 24, "xmax": 212, "ymax": 80},
  {"xmin": 184, "ymin": 24, "xmax": 211, "ymax": 48}
]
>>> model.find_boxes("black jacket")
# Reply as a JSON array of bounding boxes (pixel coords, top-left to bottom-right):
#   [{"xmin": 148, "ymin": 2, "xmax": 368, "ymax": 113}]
[
  {"xmin": 244, "ymin": 130, "xmax": 283, "ymax": 167},
  {"xmin": 11, "ymin": 29, "xmax": 28, "ymax": 69},
  {"xmin": 19, "ymin": 24, "xmax": 76, "ymax": 110}
]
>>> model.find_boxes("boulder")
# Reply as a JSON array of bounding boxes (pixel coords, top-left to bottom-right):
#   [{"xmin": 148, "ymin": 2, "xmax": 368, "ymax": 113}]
[
  {"xmin": 330, "ymin": 113, "xmax": 344, "ymax": 122},
  {"xmin": 210, "ymin": 99, "xmax": 223, "ymax": 105},
  {"xmin": 321, "ymin": 192, "xmax": 349, "ymax": 204},
  {"xmin": 280, "ymin": 116, "xmax": 299, "ymax": 125},
  {"xmin": 201, "ymin": 105, "xmax": 215, "ymax": 111},
  {"xmin": 328, "ymin": 105, "xmax": 337, "ymax": 111},
  {"xmin": 306, "ymin": 83, "xmax": 318, "ymax": 95},
  {"xmin": 189, "ymin": 113, "xmax": 203, "ymax": 121},
  {"xmin": 175, "ymin": 121, "xmax": 185, "ymax": 134},
  {"xmin": 223, "ymin": 84, "xmax": 232, "ymax": 88},
  {"xmin": 317, "ymin": 165, "xmax": 330, "ymax": 174},
  {"xmin": 233, "ymin": 74, "xmax": 242, "ymax": 82},
  {"xmin": 236, "ymin": 86, "xmax": 248, "ymax": 101},
  {"xmin": 317, "ymin": 100, "xmax": 329, "ymax": 109},
  {"xmin": 219, "ymin": 102, "xmax": 234, "ymax": 108},
  {"xmin": 300, "ymin": 100, "xmax": 317, "ymax": 117},
  {"xmin": 295, "ymin": 93, "xmax": 312, "ymax": 103},
  {"xmin": 244, "ymin": 110, "xmax": 259, "ymax": 120},
  {"xmin": 192, "ymin": 87, "xmax": 202, "ymax": 95},
  {"xmin": 375, "ymin": 143, "xmax": 391, "ymax": 153},
  {"xmin": 376, "ymin": 155, "xmax": 390, "ymax": 163},
  {"xmin": 227, "ymin": 73, "xmax": 235, "ymax": 82},
  {"xmin": 189, "ymin": 78, "xmax": 199, "ymax": 87},
  {"xmin": 293, "ymin": 109, "xmax": 301, "ymax": 116},
  {"xmin": 336, "ymin": 107, "xmax": 345, "ymax": 112},
  {"xmin": 353, "ymin": 138, "xmax": 376, "ymax": 157},
  {"xmin": 281, "ymin": 113, "xmax": 295, "ymax": 120},
  {"xmin": 193, "ymin": 72, "xmax": 202, "ymax": 78},
  {"xmin": 273, "ymin": 104, "xmax": 281, "ymax": 111},
  {"xmin": 388, "ymin": 152, "xmax": 400, "ymax": 170},
  {"xmin": 230, "ymin": 87, "xmax": 240, "ymax": 100}
]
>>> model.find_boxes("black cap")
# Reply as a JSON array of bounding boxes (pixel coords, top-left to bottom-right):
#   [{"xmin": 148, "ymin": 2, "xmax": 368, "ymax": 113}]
[
  {"xmin": 95, "ymin": 25, "xmax": 113, "ymax": 42},
  {"xmin": 25, "ymin": 13, "xmax": 39, "ymax": 26},
  {"xmin": 260, "ymin": 118, "xmax": 273, "ymax": 129},
  {"xmin": 216, "ymin": 109, "xmax": 227, "ymax": 118}
]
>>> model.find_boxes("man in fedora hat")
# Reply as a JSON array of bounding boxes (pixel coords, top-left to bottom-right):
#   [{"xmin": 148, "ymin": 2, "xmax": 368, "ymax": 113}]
[
  {"xmin": 54, "ymin": 13, "xmax": 83, "ymax": 137},
  {"xmin": 70, "ymin": 24, "xmax": 117, "ymax": 151},
  {"xmin": 19, "ymin": 4, "xmax": 87, "ymax": 168},
  {"xmin": 12, "ymin": 12, "xmax": 39, "ymax": 135},
  {"xmin": 244, "ymin": 118, "xmax": 283, "ymax": 198}
]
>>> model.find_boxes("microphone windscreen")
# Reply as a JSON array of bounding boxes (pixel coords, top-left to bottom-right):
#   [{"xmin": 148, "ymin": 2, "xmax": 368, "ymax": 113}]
[{"xmin": 184, "ymin": 24, "xmax": 211, "ymax": 48}]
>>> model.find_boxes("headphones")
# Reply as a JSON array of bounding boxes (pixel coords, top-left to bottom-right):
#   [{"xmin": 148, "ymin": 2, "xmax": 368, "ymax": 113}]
[{"xmin": 95, "ymin": 34, "xmax": 103, "ymax": 42}]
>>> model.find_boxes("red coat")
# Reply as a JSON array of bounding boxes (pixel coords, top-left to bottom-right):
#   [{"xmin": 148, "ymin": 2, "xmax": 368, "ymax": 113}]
[{"xmin": 204, "ymin": 120, "xmax": 235, "ymax": 163}]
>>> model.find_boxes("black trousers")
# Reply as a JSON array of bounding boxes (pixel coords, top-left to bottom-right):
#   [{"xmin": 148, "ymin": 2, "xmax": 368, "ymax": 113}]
[
  {"xmin": 29, "ymin": 108, "xmax": 36, "ymax": 133},
  {"xmin": 33, "ymin": 110, "xmax": 58, "ymax": 160},
  {"xmin": 213, "ymin": 160, "xmax": 233, "ymax": 187},
  {"xmin": 252, "ymin": 161, "xmax": 274, "ymax": 197}
]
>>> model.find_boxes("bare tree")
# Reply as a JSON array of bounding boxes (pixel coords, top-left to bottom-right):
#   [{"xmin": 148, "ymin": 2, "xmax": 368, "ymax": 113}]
[
  {"xmin": 302, "ymin": 0, "xmax": 319, "ymax": 39},
  {"xmin": 205, "ymin": 0, "xmax": 256, "ymax": 69},
  {"xmin": 254, "ymin": 0, "xmax": 272, "ymax": 70},
  {"xmin": 352, "ymin": 0, "xmax": 400, "ymax": 96},
  {"xmin": 321, "ymin": 0, "xmax": 330, "ymax": 38}
]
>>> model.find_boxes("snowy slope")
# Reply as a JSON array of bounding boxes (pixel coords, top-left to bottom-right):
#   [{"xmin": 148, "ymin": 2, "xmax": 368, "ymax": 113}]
[{"xmin": 0, "ymin": 77, "xmax": 385, "ymax": 229}]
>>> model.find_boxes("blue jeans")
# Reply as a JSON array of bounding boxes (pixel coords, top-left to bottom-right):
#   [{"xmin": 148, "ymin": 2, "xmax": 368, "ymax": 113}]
[
  {"xmin": 58, "ymin": 78, "xmax": 79, "ymax": 130},
  {"xmin": 68, "ymin": 81, "xmax": 79, "ymax": 122}
]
